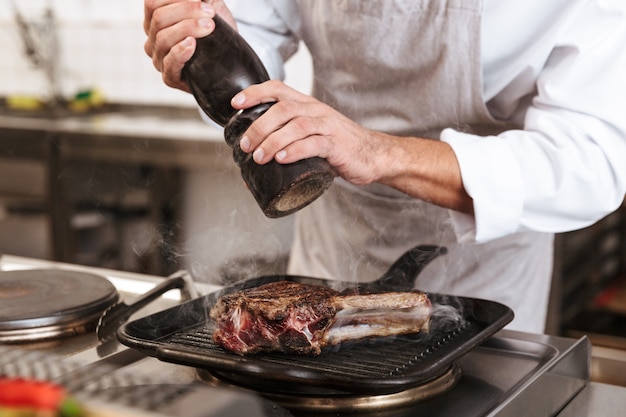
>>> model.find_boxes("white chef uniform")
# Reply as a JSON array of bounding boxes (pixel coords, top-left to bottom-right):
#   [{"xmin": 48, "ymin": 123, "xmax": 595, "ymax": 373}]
[{"xmin": 228, "ymin": 0, "xmax": 626, "ymax": 333}]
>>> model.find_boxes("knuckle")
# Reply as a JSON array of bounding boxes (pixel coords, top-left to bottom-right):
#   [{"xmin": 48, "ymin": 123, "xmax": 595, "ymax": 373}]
[
  {"xmin": 152, "ymin": 24, "xmax": 164, "ymax": 44},
  {"xmin": 152, "ymin": 54, "xmax": 163, "ymax": 72},
  {"xmin": 291, "ymin": 116, "xmax": 312, "ymax": 134},
  {"xmin": 153, "ymin": 29, "xmax": 170, "ymax": 52},
  {"xmin": 266, "ymin": 79, "xmax": 284, "ymax": 89},
  {"xmin": 143, "ymin": 39, "xmax": 153, "ymax": 58},
  {"xmin": 150, "ymin": 8, "xmax": 168, "ymax": 31},
  {"xmin": 162, "ymin": 72, "xmax": 172, "ymax": 87},
  {"xmin": 246, "ymin": 120, "xmax": 266, "ymax": 140},
  {"xmin": 144, "ymin": 0, "xmax": 156, "ymax": 11},
  {"xmin": 273, "ymin": 100, "xmax": 296, "ymax": 116}
]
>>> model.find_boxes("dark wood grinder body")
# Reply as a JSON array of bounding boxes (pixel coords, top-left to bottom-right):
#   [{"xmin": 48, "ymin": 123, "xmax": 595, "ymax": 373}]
[{"xmin": 182, "ymin": 15, "xmax": 335, "ymax": 218}]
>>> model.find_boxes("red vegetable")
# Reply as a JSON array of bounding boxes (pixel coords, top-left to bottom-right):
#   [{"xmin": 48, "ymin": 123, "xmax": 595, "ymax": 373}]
[{"xmin": 0, "ymin": 378, "xmax": 65, "ymax": 410}]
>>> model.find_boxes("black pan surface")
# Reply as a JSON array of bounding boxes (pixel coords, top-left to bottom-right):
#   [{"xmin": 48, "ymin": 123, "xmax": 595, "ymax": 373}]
[{"xmin": 118, "ymin": 274, "xmax": 513, "ymax": 395}]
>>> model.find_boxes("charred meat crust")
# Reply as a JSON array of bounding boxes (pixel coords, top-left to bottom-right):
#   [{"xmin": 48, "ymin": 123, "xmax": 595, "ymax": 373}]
[{"xmin": 210, "ymin": 280, "xmax": 431, "ymax": 356}]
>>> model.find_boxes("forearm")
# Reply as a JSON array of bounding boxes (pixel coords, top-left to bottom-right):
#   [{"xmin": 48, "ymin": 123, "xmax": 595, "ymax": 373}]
[{"xmin": 372, "ymin": 132, "xmax": 474, "ymax": 214}]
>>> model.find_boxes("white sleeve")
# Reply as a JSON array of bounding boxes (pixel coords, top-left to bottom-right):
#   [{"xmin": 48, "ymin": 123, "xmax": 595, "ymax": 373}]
[
  {"xmin": 226, "ymin": 0, "xmax": 300, "ymax": 81},
  {"xmin": 443, "ymin": 0, "xmax": 626, "ymax": 242}
]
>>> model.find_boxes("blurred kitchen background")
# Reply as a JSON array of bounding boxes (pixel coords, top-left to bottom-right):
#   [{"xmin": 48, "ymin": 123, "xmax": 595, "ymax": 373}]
[
  {"xmin": 0, "ymin": 0, "xmax": 312, "ymax": 280},
  {"xmin": 0, "ymin": 0, "xmax": 625, "ymax": 352}
]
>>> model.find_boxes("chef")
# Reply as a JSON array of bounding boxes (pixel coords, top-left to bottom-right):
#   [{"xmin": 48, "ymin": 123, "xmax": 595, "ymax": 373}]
[{"xmin": 143, "ymin": 0, "xmax": 626, "ymax": 333}]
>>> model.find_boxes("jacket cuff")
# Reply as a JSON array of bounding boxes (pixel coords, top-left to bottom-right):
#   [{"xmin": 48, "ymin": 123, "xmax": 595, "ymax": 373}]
[{"xmin": 441, "ymin": 128, "xmax": 524, "ymax": 242}]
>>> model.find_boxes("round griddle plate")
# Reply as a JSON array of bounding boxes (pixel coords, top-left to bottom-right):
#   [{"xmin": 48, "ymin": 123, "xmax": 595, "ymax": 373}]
[{"xmin": 0, "ymin": 269, "xmax": 118, "ymax": 338}]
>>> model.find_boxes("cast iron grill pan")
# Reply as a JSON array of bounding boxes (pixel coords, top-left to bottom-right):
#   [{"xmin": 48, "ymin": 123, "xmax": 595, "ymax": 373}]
[{"xmin": 118, "ymin": 274, "xmax": 513, "ymax": 395}]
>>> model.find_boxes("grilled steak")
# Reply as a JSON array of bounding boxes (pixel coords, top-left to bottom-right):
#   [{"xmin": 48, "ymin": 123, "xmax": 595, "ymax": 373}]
[{"xmin": 210, "ymin": 280, "xmax": 431, "ymax": 356}]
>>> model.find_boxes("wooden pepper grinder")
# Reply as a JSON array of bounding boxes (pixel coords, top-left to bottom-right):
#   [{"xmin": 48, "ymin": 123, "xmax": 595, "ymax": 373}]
[{"xmin": 182, "ymin": 14, "xmax": 335, "ymax": 218}]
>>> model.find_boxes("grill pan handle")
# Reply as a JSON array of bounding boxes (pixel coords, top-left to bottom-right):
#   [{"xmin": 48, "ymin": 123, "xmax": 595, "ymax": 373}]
[
  {"xmin": 371, "ymin": 245, "xmax": 447, "ymax": 291},
  {"xmin": 96, "ymin": 270, "xmax": 197, "ymax": 343}
]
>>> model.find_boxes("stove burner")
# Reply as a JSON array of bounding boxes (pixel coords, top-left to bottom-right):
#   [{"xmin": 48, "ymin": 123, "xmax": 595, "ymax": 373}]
[
  {"xmin": 199, "ymin": 364, "xmax": 460, "ymax": 413},
  {"xmin": 0, "ymin": 269, "xmax": 119, "ymax": 343}
]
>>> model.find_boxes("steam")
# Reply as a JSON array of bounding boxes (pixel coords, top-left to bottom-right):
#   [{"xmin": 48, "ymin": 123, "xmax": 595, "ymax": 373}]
[
  {"xmin": 429, "ymin": 299, "xmax": 466, "ymax": 334},
  {"xmin": 178, "ymin": 160, "xmax": 294, "ymax": 285}
]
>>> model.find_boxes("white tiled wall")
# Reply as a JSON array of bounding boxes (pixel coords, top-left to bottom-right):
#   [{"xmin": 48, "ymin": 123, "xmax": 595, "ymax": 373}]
[{"xmin": 0, "ymin": 0, "xmax": 312, "ymax": 108}]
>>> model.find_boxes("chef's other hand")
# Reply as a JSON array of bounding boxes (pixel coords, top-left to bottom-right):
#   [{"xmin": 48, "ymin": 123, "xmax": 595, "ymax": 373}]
[
  {"xmin": 230, "ymin": 80, "xmax": 471, "ymax": 214},
  {"xmin": 143, "ymin": 0, "xmax": 236, "ymax": 92},
  {"xmin": 231, "ymin": 80, "xmax": 389, "ymax": 186}
]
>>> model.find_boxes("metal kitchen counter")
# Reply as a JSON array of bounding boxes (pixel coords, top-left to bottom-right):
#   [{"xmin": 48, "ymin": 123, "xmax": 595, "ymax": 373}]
[
  {"xmin": 0, "ymin": 106, "xmax": 228, "ymax": 169},
  {"xmin": 558, "ymin": 382, "xmax": 626, "ymax": 417}
]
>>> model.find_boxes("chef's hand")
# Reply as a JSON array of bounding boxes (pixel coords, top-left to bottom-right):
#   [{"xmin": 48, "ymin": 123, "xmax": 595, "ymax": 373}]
[
  {"xmin": 231, "ymin": 81, "xmax": 381, "ymax": 185},
  {"xmin": 231, "ymin": 81, "xmax": 474, "ymax": 214},
  {"xmin": 143, "ymin": 0, "xmax": 235, "ymax": 92}
]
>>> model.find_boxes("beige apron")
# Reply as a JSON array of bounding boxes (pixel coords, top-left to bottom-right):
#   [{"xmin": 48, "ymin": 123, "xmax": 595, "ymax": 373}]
[{"xmin": 282, "ymin": 0, "xmax": 554, "ymax": 333}]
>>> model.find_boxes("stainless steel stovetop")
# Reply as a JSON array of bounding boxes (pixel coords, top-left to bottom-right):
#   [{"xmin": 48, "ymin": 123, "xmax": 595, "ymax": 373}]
[{"xmin": 0, "ymin": 255, "xmax": 597, "ymax": 416}]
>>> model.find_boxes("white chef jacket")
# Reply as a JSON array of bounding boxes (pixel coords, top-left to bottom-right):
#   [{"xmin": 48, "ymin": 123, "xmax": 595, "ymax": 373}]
[
  {"xmin": 222, "ymin": 0, "xmax": 626, "ymax": 333},
  {"xmin": 228, "ymin": 0, "xmax": 626, "ymax": 242}
]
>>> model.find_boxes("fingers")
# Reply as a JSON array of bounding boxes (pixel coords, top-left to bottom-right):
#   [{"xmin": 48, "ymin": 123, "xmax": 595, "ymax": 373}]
[
  {"xmin": 231, "ymin": 80, "xmax": 306, "ymax": 109},
  {"xmin": 143, "ymin": 0, "xmax": 166, "ymax": 35},
  {"xmin": 250, "ymin": 104, "xmax": 330, "ymax": 164},
  {"xmin": 228, "ymin": 80, "xmax": 379, "ymax": 186},
  {"xmin": 231, "ymin": 82, "xmax": 337, "ymax": 165},
  {"xmin": 206, "ymin": 0, "xmax": 238, "ymax": 29},
  {"xmin": 145, "ymin": 1, "xmax": 214, "ymax": 64},
  {"xmin": 143, "ymin": 0, "xmax": 218, "ymax": 90},
  {"xmin": 160, "ymin": 36, "xmax": 196, "ymax": 91}
]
